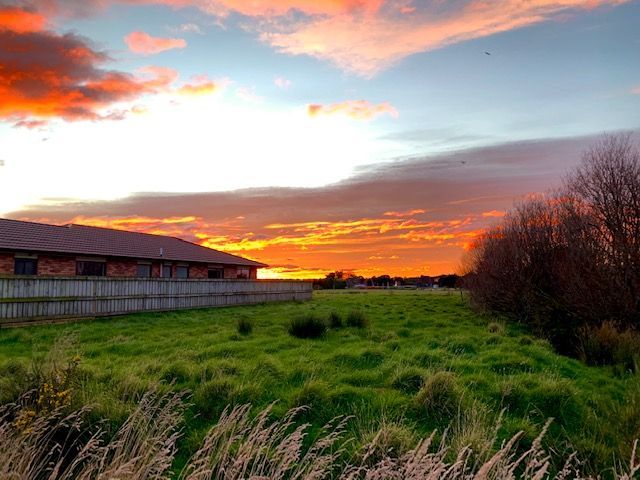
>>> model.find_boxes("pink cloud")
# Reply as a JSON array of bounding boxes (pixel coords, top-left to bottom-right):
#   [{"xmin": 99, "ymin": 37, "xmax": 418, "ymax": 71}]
[
  {"xmin": 307, "ymin": 100, "xmax": 398, "ymax": 120},
  {"xmin": 257, "ymin": 0, "xmax": 631, "ymax": 76},
  {"xmin": 14, "ymin": 1, "xmax": 632, "ymax": 76},
  {"xmin": 632, "ymin": 85, "xmax": 640, "ymax": 95},
  {"xmin": 124, "ymin": 30, "xmax": 187, "ymax": 55}
]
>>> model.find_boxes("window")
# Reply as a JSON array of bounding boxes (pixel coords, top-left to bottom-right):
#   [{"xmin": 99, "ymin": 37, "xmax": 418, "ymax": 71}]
[
  {"xmin": 208, "ymin": 268, "xmax": 223, "ymax": 279},
  {"xmin": 162, "ymin": 264, "xmax": 172, "ymax": 278},
  {"xmin": 14, "ymin": 258, "xmax": 37, "ymax": 275},
  {"xmin": 176, "ymin": 265, "xmax": 189, "ymax": 279},
  {"xmin": 76, "ymin": 261, "xmax": 106, "ymax": 276},
  {"xmin": 237, "ymin": 267, "xmax": 250, "ymax": 279},
  {"xmin": 137, "ymin": 264, "xmax": 151, "ymax": 278}
]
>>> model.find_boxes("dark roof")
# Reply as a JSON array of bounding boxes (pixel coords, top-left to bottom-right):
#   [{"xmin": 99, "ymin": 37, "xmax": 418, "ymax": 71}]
[{"xmin": 0, "ymin": 218, "xmax": 266, "ymax": 267}]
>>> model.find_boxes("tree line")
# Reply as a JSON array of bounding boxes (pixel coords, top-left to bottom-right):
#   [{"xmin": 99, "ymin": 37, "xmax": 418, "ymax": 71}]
[{"xmin": 465, "ymin": 134, "xmax": 640, "ymax": 370}]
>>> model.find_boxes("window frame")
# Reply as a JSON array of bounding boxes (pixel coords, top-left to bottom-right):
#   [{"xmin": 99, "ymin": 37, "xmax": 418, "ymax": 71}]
[
  {"xmin": 236, "ymin": 267, "xmax": 250, "ymax": 279},
  {"xmin": 76, "ymin": 260, "xmax": 106, "ymax": 277},
  {"xmin": 14, "ymin": 257, "xmax": 37, "ymax": 275},
  {"xmin": 208, "ymin": 268, "xmax": 224, "ymax": 279},
  {"xmin": 162, "ymin": 263, "xmax": 172, "ymax": 278},
  {"xmin": 176, "ymin": 265, "xmax": 189, "ymax": 279},
  {"xmin": 136, "ymin": 263, "xmax": 152, "ymax": 278}
]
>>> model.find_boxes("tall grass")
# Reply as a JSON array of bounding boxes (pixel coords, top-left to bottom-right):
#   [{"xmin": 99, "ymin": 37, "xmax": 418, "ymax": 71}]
[{"xmin": 1, "ymin": 391, "xmax": 638, "ymax": 479}]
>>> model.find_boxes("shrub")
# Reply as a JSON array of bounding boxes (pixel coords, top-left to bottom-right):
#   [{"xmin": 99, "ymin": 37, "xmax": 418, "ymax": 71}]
[
  {"xmin": 346, "ymin": 310, "xmax": 369, "ymax": 328},
  {"xmin": 236, "ymin": 317, "xmax": 253, "ymax": 335},
  {"xmin": 578, "ymin": 322, "xmax": 640, "ymax": 372},
  {"xmin": 287, "ymin": 314, "xmax": 327, "ymax": 339},
  {"xmin": 415, "ymin": 371, "xmax": 461, "ymax": 418},
  {"xmin": 328, "ymin": 311, "xmax": 343, "ymax": 328}
]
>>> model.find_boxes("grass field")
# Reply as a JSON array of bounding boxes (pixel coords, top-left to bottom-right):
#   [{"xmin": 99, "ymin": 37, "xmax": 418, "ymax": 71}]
[{"xmin": 0, "ymin": 290, "xmax": 638, "ymax": 475}]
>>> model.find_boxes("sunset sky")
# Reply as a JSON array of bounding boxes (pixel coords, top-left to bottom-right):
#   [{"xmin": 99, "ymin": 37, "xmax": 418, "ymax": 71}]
[{"xmin": 1, "ymin": 0, "xmax": 639, "ymax": 278}]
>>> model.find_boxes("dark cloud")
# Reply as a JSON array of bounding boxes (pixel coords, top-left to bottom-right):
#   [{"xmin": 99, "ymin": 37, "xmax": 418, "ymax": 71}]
[
  {"xmin": 0, "ymin": 5, "xmax": 174, "ymax": 125},
  {"xmin": 11, "ymin": 133, "xmax": 628, "ymax": 276}
]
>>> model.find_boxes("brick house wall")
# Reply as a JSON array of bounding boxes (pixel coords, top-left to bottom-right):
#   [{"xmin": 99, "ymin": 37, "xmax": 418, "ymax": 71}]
[
  {"xmin": 190, "ymin": 264, "xmax": 208, "ymax": 279},
  {"xmin": 107, "ymin": 259, "xmax": 138, "ymax": 277},
  {"xmin": 0, "ymin": 253, "xmax": 13, "ymax": 274},
  {"xmin": 39, "ymin": 255, "xmax": 76, "ymax": 276},
  {"xmin": 0, "ymin": 251, "xmax": 258, "ymax": 279}
]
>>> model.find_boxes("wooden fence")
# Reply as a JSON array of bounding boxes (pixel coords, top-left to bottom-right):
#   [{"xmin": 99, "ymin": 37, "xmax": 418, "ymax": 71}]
[{"xmin": 0, "ymin": 277, "xmax": 313, "ymax": 327}]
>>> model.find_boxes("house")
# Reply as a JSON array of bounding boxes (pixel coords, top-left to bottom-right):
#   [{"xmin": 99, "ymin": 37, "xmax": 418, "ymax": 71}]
[{"xmin": 0, "ymin": 218, "xmax": 266, "ymax": 279}]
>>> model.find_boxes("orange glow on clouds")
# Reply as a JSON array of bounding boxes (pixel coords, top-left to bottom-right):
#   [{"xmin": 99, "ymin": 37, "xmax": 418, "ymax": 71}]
[
  {"xmin": 482, "ymin": 210, "xmax": 506, "ymax": 217},
  {"xmin": 41, "ymin": 210, "xmax": 491, "ymax": 279},
  {"xmin": 178, "ymin": 76, "xmax": 219, "ymax": 96},
  {"xmin": 124, "ymin": 31, "xmax": 187, "ymax": 54},
  {"xmin": 0, "ymin": 7, "xmax": 45, "ymax": 32},
  {"xmin": 307, "ymin": 100, "xmax": 398, "ymax": 120}
]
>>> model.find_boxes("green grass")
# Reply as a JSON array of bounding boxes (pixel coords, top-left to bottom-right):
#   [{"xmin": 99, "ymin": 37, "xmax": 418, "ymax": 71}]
[{"xmin": 0, "ymin": 290, "xmax": 637, "ymax": 475}]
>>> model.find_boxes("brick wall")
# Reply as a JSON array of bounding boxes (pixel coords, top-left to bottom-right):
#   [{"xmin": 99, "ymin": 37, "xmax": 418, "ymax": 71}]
[
  {"xmin": 0, "ymin": 251, "xmax": 261, "ymax": 279},
  {"xmin": 224, "ymin": 266, "xmax": 238, "ymax": 279},
  {"xmin": 107, "ymin": 259, "xmax": 138, "ymax": 277},
  {"xmin": 151, "ymin": 262, "xmax": 161, "ymax": 278},
  {"xmin": 190, "ymin": 264, "xmax": 208, "ymax": 279},
  {"xmin": 0, "ymin": 253, "xmax": 13, "ymax": 274},
  {"xmin": 39, "ymin": 255, "xmax": 76, "ymax": 276}
]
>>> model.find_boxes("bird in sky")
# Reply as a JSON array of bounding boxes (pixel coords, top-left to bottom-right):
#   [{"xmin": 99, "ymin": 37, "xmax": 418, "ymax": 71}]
[{"xmin": 484, "ymin": 51, "xmax": 492, "ymax": 55}]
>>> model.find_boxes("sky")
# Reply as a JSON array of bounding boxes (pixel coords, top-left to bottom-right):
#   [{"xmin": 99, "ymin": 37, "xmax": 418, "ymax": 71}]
[{"xmin": 0, "ymin": 0, "xmax": 639, "ymax": 278}]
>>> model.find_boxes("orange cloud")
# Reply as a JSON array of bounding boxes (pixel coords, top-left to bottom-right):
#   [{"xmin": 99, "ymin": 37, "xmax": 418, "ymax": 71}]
[
  {"xmin": 482, "ymin": 210, "xmax": 506, "ymax": 217},
  {"xmin": 384, "ymin": 209, "xmax": 426, "ymax": 217},
  {"xmin": 0, "ymin": 6, "xmax": 45, "ymax": 32},
  {"xmin": 307, "ymin": 100, "xmax": 398, "ymax": 120},
  {"xmin": 178, "ymin": 76, "xmax": 219, "ymax": 96},
  {"xmin": 124, "ymin": 30, "xmax": 187, "ymax": 54},
  {"xmin": 0, "ymin": 8, "xmax": 178, "ymax": 125}
]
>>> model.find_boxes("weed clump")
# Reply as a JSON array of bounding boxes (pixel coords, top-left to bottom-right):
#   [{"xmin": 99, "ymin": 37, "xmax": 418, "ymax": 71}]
[
  {"xmin": 579, "ymin": 321, "xmax": 640, "ymax": 373},
  {"xmin": 236, "ymin": 317, "xmax": 254, "ymax": 335},
  {"xmin": 487, "ymin": 321, "xmax": 505, "ymax": 334},
  {"xmin": 328, "ymin": 311, "xmax": 343, "ymax": 328},
  {"xmin": 194, "ymin": 378, "xmax": 237, "ymax": 418},
  {"xmin": 415, "ymin": 371, "xmax": 461, "ymax": 418},
  {"xmin": 287, "ymin": 314, "xmax": 327, "ymax": 339},
  {"xmin": 346, "ymin": 310, "xmax": 369, "ymax": 328},
  {"xmin": 360, "ymin": 420, "xmax": 416, "ymax": 463},
  {"xmin": 390, "ymin": 367, "xmax": 425, "ymax": 394}
]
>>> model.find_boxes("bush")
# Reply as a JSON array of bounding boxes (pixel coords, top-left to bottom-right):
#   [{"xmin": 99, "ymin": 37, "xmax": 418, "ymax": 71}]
[
  {"xmin": 287, "ymin": 314, "xmax": 327, "ymax": 339},
  {"xmin": 328, "ymin": 311, "xmax": 343, "ymax": 328},
  {"xmin": 579, "ymin": 322, "xmax": 640, "ymax": 372},
  {"xmin": 415, "ymin": 371, "xmax": 461, "ymax": 418},
  {"xmin": 236, "ymin": 317, "xmax": 253, "ymax": 335},
  {"xmin": 346, "ymin": 310, "xmax": 369, "ymax": 328}
]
